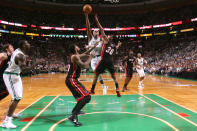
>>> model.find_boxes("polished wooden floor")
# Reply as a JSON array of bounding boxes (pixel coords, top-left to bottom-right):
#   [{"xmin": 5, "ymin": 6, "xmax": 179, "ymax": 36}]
[{"xmin": 0, "ymin": 72, "xmax": 197, "ymax": 119}]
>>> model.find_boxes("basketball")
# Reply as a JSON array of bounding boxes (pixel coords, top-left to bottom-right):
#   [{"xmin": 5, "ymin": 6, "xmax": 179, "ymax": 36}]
[{"xmin": 83, "ymin": 4, "xmax": 92, "ymax": 14}]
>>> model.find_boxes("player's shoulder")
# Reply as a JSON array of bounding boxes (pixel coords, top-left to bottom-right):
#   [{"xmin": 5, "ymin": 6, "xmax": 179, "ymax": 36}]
[
  {"xmin": 0, "ymin": 52, "xmax": 8, "ymax": 59},
  {"xmin": 71, "ymin": 54, "xmax": 79, "ymax": 61}
]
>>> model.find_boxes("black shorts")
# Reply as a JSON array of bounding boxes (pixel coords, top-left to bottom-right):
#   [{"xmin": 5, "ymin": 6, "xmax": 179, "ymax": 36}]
[
  {"xmin": 94, "ymin": 59, "xmax": 115, "ymax": 75},
  {"xmin": 125, "ymin": 67, "xmax": 133, "ymax": 78},
  {"xmin": 0, "ymin": 77, "xmax": 8, "ymax": 100},
  {"xmin": 66, "ymin": 78, "xmax": 90, "ymax": 102}
]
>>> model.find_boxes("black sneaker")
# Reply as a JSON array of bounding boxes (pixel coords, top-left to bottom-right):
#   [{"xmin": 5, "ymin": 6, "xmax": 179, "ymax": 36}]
[
  {"xmin": 122, "ymin": 87, "xmax": 129, "ymax": 92},
  {"xmin": 68, "ymin": 115, "xmax": 82, "ymax": 127},
  {"xmin": 90, "ymin": 90, "xmax": 95, "ymax": 94},
  {"xmin": 116, "ymin": 88, "xmax": 121, "ymax": 97},
  {"xmin": 78, "ymin": 111, "xmax": 85, "ymax": 115}
]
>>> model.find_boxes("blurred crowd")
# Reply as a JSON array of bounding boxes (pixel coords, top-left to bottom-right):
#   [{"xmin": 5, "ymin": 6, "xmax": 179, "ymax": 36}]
[{"xmin": 144, "ymin": 36, "xmax": 197, "ymax": 79}]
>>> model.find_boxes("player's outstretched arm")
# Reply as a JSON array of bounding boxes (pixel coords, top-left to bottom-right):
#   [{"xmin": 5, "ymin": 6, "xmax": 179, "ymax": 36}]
[
  {"xmin": 85, "ymin": 13, "xmax": 92, "ymax": 42},
  {"xmin": 94, "ymin": 14, "xmax": 108, "ymax": 41},
  {"xmin": 0, "ymin": 53, "xmax": 7, "ymax": 61},
  {"xmin": 73, "ymin": 51, "xmax": 95, "ymax": 69}
]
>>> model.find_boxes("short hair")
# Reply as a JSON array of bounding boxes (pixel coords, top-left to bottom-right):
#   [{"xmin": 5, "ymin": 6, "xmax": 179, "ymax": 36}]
[
  {"xmin": 69, "ymin": 44, "xmax": 76, "ymax": 54},
  {"xmin": 2, "ymin": 44, "xmax": 10, "ymax": 52},
  {"xmin": 18, "ymin": 40, "xmax": 27, "ymax": 49}
]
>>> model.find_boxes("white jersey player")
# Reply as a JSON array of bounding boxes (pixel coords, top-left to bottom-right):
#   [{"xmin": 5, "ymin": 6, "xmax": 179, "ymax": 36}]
[
  {"xmin": 134, "ymin": 53, "xmax": 147, "ymax": 89},
  {"xmin": 85, "ymin": 13, "xmax": 108, "ymax": 95},
  {"xmin": 1, "ymin": 40, "xmax": 31, "ymax": 129}
]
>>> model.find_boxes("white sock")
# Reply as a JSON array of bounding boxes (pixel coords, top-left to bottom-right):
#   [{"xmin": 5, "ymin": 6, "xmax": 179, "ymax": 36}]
[{"xmin": 5, "ymin": 116, "xmax": 12, "ymax": 122}]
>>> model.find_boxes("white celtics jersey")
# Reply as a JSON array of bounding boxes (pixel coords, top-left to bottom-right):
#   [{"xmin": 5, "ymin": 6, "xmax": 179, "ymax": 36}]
[
  {"xmin": 137, "ymin": 58, "xmax": 145, "ymax": 69},
  {"xmin": 5, "ymin": 48, "xmax": 24, "ymax": 74},
  {"xmin": 88, "ymin": 36, "xmax": 102, "ymax": 56}
]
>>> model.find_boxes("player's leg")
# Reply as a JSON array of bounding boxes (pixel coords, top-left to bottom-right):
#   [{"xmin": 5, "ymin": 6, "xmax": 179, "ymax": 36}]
[
  {"xmin": 2, "ymin": 74, "xmax": 22, "ymax": 129},
  {"xmin": 122, "ymin": 68, "xmax": 133, "ymax": 92},
  {"xmin": 108, "ymin": 65, "xmax": 121, "ymax": 97},
  {"xmin": 91, "ymin": 58, "xmax": 108, "ymax": 94},
  {"xmin": 69, "ymin": 95, "xmax": 91, "ymax": 127},
  {"xmin": 110, "ymin": 73, "xmax": 121, "ymax": 97},
  {"xmin": 91, "ymin": 60, "xmax": 105, "ymax": 94},
  {"xmin": 137, "ymin": 69, "xmax": 145, "ymax": 89},
  {"xmin": 122, "ymin": 77, "xmax": 131, "ymax": 92},
  {"xmin": 98, "ymin": 75, "xmax": 108, "ymax": 95},
  {"xmin": 66, "ymin": 78, "xmax": 91, "ymax": 126},
  {"xmin": 90, "ymin": 74, "xmax": 99, "ymax": 94}
]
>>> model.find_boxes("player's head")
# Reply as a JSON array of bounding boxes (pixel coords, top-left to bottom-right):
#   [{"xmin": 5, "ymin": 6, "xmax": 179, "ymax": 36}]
[
  {"xmin": 93, "ymin": 29, "xmax": 99, "ymax": 37},
  {"xmin": 137, "ymin": 53, "xmax": 142, "ymax": 58},
  {"xmin": 18, "ymin": 40, "xmax": 31, "ymax": 54},
  {"xmin": 2, "ymin": 43, "xmax": 14, "ymax": 56},
  {"xmin": 69, "ymin": 44, "xmax": 80, "ymax": 54},
  {"xmin": 129, "ymin": 50, "xmax": 134, "ymax": 56}
]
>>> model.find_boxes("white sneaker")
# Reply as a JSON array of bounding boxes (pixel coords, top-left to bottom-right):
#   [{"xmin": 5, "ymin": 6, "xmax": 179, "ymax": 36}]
[
  {"xmin": 12, "ymin": 113, "xmax": 20, "ymax": 118},
  {"xmin": 102, "ymin": 85, "xmax": 108, "ymax": 95},
  {"xmin": 138, "ymin": 83, "xmax": 144, "ymax": 89},
  {"xmin": 1, "ymin": 120, "xmax": 17, "ymax": 129},
  {"xmin": 138, "ymin": 84, "xmax": 142, "ymax": 89}
]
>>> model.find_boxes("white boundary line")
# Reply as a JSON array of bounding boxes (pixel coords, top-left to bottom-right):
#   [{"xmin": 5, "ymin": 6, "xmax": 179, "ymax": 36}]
[
  {"xmin": 140, "ymin": 94, "xmax": 197, "ymax": 127},
  {"xmin": 49, "ymin": 111, "xmax": 179, "ymax": 131},
  {"xmin": 21, "ymin": 95, "xmax": 59, "ymax": 131},
  {"xmin": 155, "ymin": 94, "xmax": 197, "ymax": 114},
  {"xmin": 18, "ymin": 96, "xmax": 45, "ymax": 114}
]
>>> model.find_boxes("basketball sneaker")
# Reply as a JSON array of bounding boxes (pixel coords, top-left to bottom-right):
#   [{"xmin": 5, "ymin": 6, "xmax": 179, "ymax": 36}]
[
  {"xmin": 116, "ymin": 88, "xmax": 121, "ymax": 97},
  {"xmin": 68, "ymin": 115, "xmax": 82, "ymax": 127},
  {"xmin": 1, "ymin": 117, "xmax": 17, "ymax": 129},
  {"xmin": 12, "ymin": 113, "xmax": 20, "ymax": 118},
  {"xmin": 102, "ymin": 85, "xmax": 108, "ymax": 95},
  {"xmin": 122, "ymin": 87, "xmax": 129, "ymax": 92},
  {"xmin": 90, "ymin": 90, "xmax": 95, "ymax": 94}
]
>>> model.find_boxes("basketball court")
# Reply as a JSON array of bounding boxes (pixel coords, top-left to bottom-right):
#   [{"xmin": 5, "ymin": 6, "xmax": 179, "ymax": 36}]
[{"xmin": 1, "ymin": 73, "xmax": 197, "ymax": 131}]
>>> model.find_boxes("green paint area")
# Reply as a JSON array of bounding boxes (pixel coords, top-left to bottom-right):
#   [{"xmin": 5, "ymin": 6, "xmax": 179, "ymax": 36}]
[{"xmin": 1, "ymin": 94, "xmax": 197, "ymax": 131}]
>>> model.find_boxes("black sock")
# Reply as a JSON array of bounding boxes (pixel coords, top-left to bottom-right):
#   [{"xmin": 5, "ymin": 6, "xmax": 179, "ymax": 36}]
[
  {"xmin": 72, "ymin": 95, "xmax": 91, "ymax": 116},
  {"xmin": 91, "ymin": 84, "xmax": 96, "ymax": 92},
  {"xmin": 99, "ymin": 79, "xmax": 104, "ymax": 85},
  {"xmin": 123, "ymin": 83, "xmax": 128, "ymax": 88},
  {"xmin": 115, "ymin": 82, "xmax": 119, "ymax": 89}
]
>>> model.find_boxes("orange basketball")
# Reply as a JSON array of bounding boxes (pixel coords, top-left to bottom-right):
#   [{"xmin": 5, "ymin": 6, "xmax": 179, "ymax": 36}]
[{"xmin": 83, "ymin": 4, "xmax": 92, "ymax": 14}]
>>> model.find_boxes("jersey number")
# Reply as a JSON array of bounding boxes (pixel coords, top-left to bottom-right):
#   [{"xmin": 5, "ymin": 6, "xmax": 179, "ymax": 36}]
[{"xmin": 106, "ymin": 47, "xmax": 114, "ymax": 55}]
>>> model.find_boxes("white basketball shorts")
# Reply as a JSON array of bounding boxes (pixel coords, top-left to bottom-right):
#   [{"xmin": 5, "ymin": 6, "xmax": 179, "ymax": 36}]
[{"xmin": 3, "ymin": 72, "xmax": 23, "ymax": 100}]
